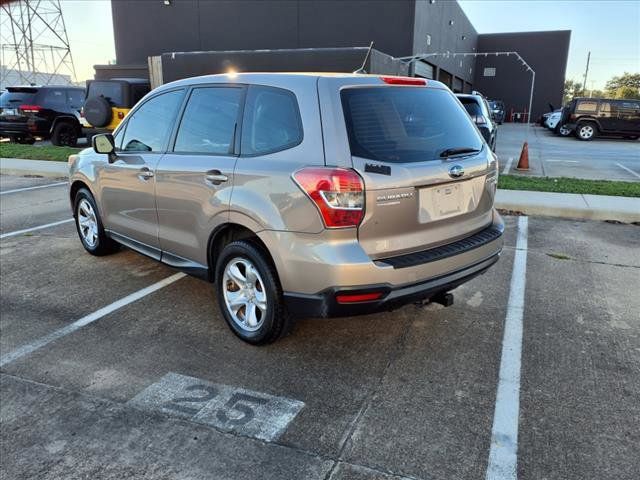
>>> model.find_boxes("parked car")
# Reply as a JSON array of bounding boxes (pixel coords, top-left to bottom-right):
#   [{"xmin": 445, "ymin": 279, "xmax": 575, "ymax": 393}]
[
  {"xmin": 488, "ymin": 100, "xmax": 505, "ymax": 124},
  {"xmin": 456, "ymin": 92, "xmax": 498, "ymax": 151},
  {"xmin": 69, "ymin": 73, "xmax": 503, "ymax": 344},
  {"xmin": 0, "ymin": 85, "xmax": 85, "ymax": 146},
  {"xmin": 558, "ymin": 97, "xmax": 640, "ymax": 141},
  {"xmin": 544, "ymin": 109, "xmax": 562, "ymax": 130},
  {"xmin": 81, "ymin": 78, "xmax": 150, "ymax": 141}
]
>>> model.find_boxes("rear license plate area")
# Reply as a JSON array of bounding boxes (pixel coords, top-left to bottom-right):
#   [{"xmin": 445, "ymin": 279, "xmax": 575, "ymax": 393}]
[{"xmin": 419, "ymin": 183, "xmax": 464, "ymax": 222}]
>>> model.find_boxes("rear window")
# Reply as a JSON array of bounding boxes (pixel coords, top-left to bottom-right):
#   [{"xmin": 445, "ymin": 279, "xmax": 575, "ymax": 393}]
[
  {"xmin": 341, "ymin": 87, "xmax": 483, "ymax": 163},
  {"xmin": 1, "ymin": 89, "xmax": 38, "ymax": 107},
  {"xmin": 87, "ymin": 81, "xmax": 124, "ymax": 105},
  {"xmin": 459, "ymin": 98, "xmax": 484, "ymax": 116}
]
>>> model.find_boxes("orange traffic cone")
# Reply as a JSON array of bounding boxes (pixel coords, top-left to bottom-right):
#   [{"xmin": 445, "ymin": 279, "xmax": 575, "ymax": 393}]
[{"xmin": 516, "ymin": 142, "xmax": 529, "ymax": 170}]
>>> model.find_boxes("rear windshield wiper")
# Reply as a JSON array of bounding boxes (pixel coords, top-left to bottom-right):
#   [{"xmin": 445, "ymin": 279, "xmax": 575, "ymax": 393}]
[{"xmin": 439, "ymin": 147, "xmax": 481, "ymax": 158}]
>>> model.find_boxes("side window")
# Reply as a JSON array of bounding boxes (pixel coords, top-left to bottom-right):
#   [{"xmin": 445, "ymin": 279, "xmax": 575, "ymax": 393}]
[
  {"xmin": 575, "ymin": 100, "xmax": 598, "ymax": 113},
  {"xmin": 67, "ymin": 89, "xmax": 85, "ymax": 108},
  {"xmin": 241, "ymin": 85, "xmax": 302, "ymax": 156},
  {"xmin": 122, "ymin": 89, "xmax": 184, "ymax": 152},
  {"xmin": 174, "ymin": 87, "xmax": 243, "ymax": 154},
  {"xmin": 43, "ymin": 89, "xmax": 66, "ymax": 108}
]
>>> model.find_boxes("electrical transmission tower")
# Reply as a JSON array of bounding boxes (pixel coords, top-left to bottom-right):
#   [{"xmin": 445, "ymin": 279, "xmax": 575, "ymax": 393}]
[{"xmin": 0, "ymin": 0, "xmax": 77, "ymax": 87}]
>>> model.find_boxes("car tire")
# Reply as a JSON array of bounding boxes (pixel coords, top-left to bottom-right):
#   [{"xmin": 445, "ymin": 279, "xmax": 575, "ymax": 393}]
[
  {"xmin": 556, "ymin": 124, "xmax": 572, "ymax": 137},
  {"xmin": 73, "ymin": 188, "xmax": 119, "ymax": 256},
  {"xmin": 51, "ymin": 122, "xmax": 78, "ymax": 147},
  {"xmin": 576, "ymin": 122, "xmax": 597, "ymax": 141},
  {"xmin": 215, "ymin": 240, "xmax": 292, "ymax": 345}
]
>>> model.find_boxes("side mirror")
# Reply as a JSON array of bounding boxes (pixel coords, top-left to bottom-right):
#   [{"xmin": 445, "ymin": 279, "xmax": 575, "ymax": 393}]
[{"xmin": 92, "ymin": 133, "xmax": 115, "ymax": 155}]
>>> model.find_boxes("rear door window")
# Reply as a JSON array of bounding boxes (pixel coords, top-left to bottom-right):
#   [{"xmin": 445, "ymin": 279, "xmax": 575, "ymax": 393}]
[
  {"xmin": 174, "ymin": 87, "xmax": 243, "ymax": 155},
  {"xmin": 121, "ymin": 89, "xmax": 184, "ymax": 152},
  {"xmin": 67, "ymin": 89, "xmax": 85, "ymax": 108},
  {"xmin": 341, "ymin": 87, "xmax": 483, "ymax": 163},
  {"xmin": 42, "ymin": 88, "xmax": 67, "ymax": 108},
  {"xmin": 241, "ymin": 85, "xmax": 303, "ymax": 156},
  {"xmin": 460, "ymin": 99, "xmax": 483, "ymax": 116}
]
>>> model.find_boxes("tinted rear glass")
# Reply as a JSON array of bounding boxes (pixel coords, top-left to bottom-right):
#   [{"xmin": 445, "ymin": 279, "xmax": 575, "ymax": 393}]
[
  {"xmin": 88, "ymin": 81, "xmax": 124, "ymax": 105},
  {"xmin": 341, "ymin": 87, "xmax": 482, "ymax": 163},
  {"xmin": 1, "ymin": 89, "xmax": 38, "ymax": 107},
  {"xmin": 460, "ymin": 98, "xmax": 483, "ymax": 116},
  {"xmin": 342, "ymin": 87, "xmax": 482, "ymax": 163}
]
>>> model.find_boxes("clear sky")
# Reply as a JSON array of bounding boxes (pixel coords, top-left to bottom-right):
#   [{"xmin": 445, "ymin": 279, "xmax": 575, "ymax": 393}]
[
  {"xmin": 458, "ymin": 0, "xmax": 640, "ymax": 90},
  {"xmin": 50, "ymin": 0, "xmax": 640, "ymax": 88}
]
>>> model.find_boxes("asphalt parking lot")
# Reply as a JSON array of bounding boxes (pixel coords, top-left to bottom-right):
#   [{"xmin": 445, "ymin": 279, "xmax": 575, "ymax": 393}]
[
  {"xmin": 1, "ymin": 174, "xmax": 639, "ymax": 480},
  {"xmin": 496, "ymin": 123, "xmax": 640, "ymax": 182}
]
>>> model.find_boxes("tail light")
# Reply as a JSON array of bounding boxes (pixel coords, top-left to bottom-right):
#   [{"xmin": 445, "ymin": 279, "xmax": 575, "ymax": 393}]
[
  {"xmin": 380, "ymin": 76, "xmax": 426, "ymax": 86},
  {"xmin": 473, "ymin": 115, "xmax": 487, "ymax": 125},
  {"xmin": 19, "ymin": 104, "xmax": 42, "ymax": 113},
  {"xmin": 293, "ymin": 167, "xmax": 365, "ymax": 228},
  {"xmin": 117, "ymin": 111, "xmax": 125, "ymax": 119}
]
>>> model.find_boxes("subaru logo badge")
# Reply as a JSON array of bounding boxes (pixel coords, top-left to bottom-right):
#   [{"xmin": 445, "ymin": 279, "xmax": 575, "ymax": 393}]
[{"xmin": 449, "ymin": 165, "xmax": 464, "ymax": 178}]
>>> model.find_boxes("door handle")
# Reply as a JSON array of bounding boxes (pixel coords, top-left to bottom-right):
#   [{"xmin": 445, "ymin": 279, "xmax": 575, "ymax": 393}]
[
  {"xmin": 138, "ymin": 167, "xmax": 154, "ymax": 181},
  {"xmin": 205, "ymin": 170, "xmax": 228, "ymax": 185}
]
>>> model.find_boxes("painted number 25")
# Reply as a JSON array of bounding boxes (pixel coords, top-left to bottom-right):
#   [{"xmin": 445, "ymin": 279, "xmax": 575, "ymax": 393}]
[{"xmin": 164, "ymin": 384, "xmax": 268, "ymax": 426}]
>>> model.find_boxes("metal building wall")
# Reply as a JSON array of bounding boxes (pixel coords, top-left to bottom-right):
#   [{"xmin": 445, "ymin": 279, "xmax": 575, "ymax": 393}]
[{"xmin": 473, "ymin": 31, "xmax": 571, "ymax": 121}]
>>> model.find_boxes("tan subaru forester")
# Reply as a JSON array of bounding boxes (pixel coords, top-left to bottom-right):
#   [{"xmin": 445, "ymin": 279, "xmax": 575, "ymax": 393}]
[{"xmin": 69, "ymin": 73, "xmax": 503, "ymax": 345}]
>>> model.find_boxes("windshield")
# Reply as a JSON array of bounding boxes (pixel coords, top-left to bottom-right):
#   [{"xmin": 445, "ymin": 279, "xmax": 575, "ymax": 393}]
[
  {"xmin": 341, "ymin": 87, "xmax": 482, "ymax": 163},
  {"xmin": 1, "ymin": 89, "xmax": 38, "ymax": 108},
  {"xmin": 87, "ymin": 81, "xmax": 124, "ymax": 105}
]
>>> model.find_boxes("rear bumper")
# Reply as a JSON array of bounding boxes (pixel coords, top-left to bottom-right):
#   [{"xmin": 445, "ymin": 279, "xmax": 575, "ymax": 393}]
[
  {"xmin": 0, "ymin": 120, "xmax": 47, "ymax": 137},
  {"xmin": 281, "ymin": 216, "xmax": 504, "ymax": 318},
  {"xmin": 284, "ymin": 252, "xmax": 500, "ymax": 318}
]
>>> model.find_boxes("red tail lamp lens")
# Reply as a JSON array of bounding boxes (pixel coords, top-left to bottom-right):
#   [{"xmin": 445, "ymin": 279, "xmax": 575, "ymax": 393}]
[{"xmin": 293, "ymin": 167, "xmax": 365, "ymax": 228}]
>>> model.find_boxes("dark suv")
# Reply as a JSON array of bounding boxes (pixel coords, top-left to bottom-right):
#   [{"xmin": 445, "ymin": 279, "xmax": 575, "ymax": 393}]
[
  {"xmin": 559, "ymin": 97, "xmax": 640, "ymax": 141},
  {"xmin": 456, "ymin": 93, "xmax": 498, "ymax": 151},
  {"xmin": 0, "ymin": 85, "xmax": 85, "ymax": 146}
]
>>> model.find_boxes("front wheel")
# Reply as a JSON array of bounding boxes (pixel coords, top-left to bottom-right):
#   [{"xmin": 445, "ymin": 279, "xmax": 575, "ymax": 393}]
[
  {"xmin": 215, "ymin": 240, "xmax": 292, "ymax": 345},
  {"xmin": 556, "ymin": 124, "xmax": 572, "ymax": 137},
  {"xmin": 576, "ymin": 122, "xmax": 597, "ymax": 141},
  {"xmin": 74, "ymin": 188, "xmax": 119, "ymax": 256}
]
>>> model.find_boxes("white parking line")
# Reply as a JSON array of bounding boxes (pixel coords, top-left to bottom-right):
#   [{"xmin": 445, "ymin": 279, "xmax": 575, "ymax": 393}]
[
  {"xmin": 545, "ymin": 159, "xmax": 579, "ymax": 163},
  {"xmin": 502, "ymin": 157, "xmax": 513, "ymax": 175},
  {"xmin": 0, "ymin": 273, "xmax": 186, "ymax": 367},
  {"xmin": 0, "ymin": 181, "xmax": 67, "ymax": 195},
  {"xmin": 486, "ymin": 216, "xmax": 528, "ymax": 480},
  {"xmin": 616, "ymin": 162, "xmax": 640, "ymax": 179},
  {"xmin": 0, "ymin": 218, "xmax": 74, "ymax": 239}
]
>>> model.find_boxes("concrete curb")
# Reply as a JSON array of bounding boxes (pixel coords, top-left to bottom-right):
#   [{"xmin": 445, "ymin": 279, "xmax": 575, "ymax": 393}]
[
  {"xmin": 2, "ymin": 158, "xmax": 638, "ymax": 223},
  {"xmin": 1, "ymin": 158, "xmax": 68, "ymax": 178},
  {"xmin": 496, "ymin": 189, "xmax": 640, "ymax": 223}
]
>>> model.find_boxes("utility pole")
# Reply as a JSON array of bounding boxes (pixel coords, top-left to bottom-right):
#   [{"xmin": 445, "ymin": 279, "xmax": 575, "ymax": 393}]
[{"xmin": 582, "ymin": 51, "xmax": 591, "ymax": 96}]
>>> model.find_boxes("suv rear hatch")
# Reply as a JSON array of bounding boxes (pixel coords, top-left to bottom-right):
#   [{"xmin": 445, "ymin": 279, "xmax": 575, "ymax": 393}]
[
  {"xmin": 319, "ymin": 77, "xmax": 497, "ymax": 260},
  {"xmin": 0, "ymin": 87, "xmax": 40, "ymax": 128}
]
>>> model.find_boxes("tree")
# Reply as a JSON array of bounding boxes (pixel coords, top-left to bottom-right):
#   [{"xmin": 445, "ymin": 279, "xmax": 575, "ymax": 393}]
[
  {"xmin": 563, "ymin": 79, "xmax": 583, "ymax": 104},
  {"xmin": 613, "ymin": 86, "xmax": 640, "ymax": 99},
  {"xmin": 605, "ymin": 72, "xmax": 640, "ymax": 91}
]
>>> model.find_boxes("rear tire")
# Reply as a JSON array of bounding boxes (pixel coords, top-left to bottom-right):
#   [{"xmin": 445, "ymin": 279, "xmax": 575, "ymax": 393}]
[
  {"xmin": 73, "ymin": 188, "xmax": 119, "ymax": 256},
  {"xmin": 576, "ymin": 122, "xmax": 597, "ymax": 141},
  {"xmin": 51, "ymin": 122, "xmax": 78, "ymax": 147},
  {"xmin": 215, "ymin": 240, "xmax": 292, "ymax": 345}
]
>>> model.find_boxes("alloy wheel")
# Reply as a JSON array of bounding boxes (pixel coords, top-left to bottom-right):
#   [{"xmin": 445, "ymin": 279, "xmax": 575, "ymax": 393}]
[
  {"xmin": 222, "ymin": 257, "xmax": 267, "ymax": 332},
  {"xmin": 77, "ymin": 198, "xmax": 98, "ymax": 247}
]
